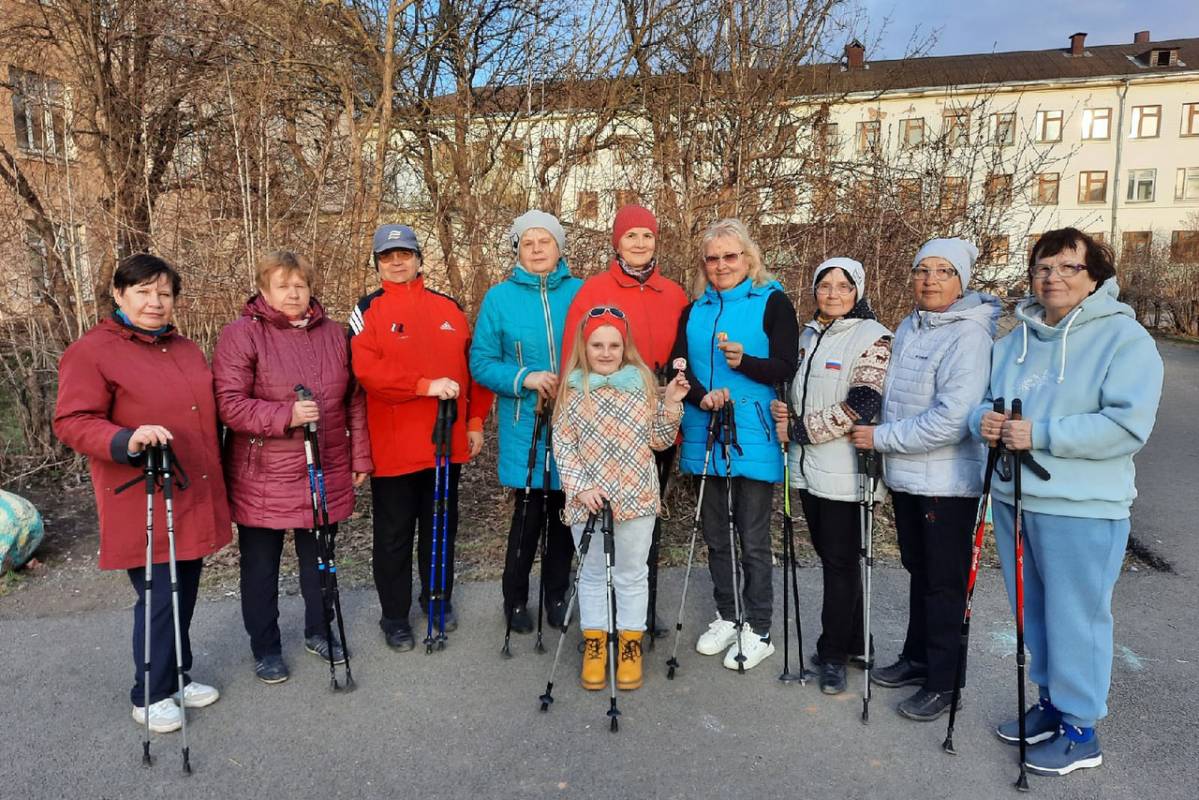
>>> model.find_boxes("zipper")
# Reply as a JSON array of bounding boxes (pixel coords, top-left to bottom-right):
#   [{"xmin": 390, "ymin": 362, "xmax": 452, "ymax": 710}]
[
  {"xmin": 753, "ymin": 401, "xmax": 771, "ymax": 438},
  {"xmin": 539, "ymin": 275, "xmax": 557, "ymax": 371},
  {"xmin": 514, "ymin": 340, "xmax": 525, "ymax": 424}
]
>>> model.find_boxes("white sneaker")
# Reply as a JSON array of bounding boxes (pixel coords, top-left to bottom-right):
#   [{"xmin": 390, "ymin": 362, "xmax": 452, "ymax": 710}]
[
  {"xmin": 695, "ymin": 616, "xmax": 738, "ymax": 655},
  {"xmin": 173, "ymin": 681, "xmax": 220, "ymax": 708},
  {"xmin": 131, "ymin": 698, "xmax": 182, "ymax": 733},
  {"xmin": 722, "ymin": 630, "xmax": 776, "ymax": 671}
]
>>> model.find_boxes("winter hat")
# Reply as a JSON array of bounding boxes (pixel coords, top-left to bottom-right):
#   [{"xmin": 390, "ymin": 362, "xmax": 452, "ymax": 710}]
[
  {"xmin": 611, "ymin": 204, "xmax": 659, "ymax": 250},
  {"xmin": 582, "ymin": 306, "xmax": 630, "ymax": 343},
  {"xmin": 813, "ymin": 257, "xmax": 866, "ymax": 295},
  {"xmin": 912, "ymin": 237, "xmax": 978, "ymax": 288},
  {"xmin": 509, "ymin": 210, "xmax": 566, "ymax": 254}
]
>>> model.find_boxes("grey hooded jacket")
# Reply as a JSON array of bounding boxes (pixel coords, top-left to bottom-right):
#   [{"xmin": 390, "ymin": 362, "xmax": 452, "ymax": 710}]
[{"xmin": 874, "ymin": 291, "xmax": 1001, "ymax": 497}]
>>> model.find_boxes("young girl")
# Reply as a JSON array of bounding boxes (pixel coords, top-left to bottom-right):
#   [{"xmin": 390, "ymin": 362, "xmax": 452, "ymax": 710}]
[{"xmin": 553, "ymin": 307, "xmax": 689, "ymax": 691}]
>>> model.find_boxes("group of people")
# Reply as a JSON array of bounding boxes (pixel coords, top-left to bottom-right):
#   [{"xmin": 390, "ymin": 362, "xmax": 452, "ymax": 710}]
[{"xmin": 53, "ymin": 201, "xmax": 1163, "ymax": 780}]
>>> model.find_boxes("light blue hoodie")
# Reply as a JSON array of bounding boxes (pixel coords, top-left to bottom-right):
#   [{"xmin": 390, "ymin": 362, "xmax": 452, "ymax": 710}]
[{"xmin": 968, "ymin": 278, "xmax": 1163, "ymax": 519}]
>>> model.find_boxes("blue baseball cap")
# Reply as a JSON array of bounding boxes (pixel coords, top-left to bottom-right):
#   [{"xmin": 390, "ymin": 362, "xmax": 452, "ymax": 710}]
[{"xmin": 372, "ymin": 224, "xmax": 422, "ymax": 256}]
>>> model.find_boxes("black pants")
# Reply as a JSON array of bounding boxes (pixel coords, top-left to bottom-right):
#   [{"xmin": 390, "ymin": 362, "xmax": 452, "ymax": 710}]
[
  {"xmin": 238, "ymin": 525, "xmax": 333, "ymax": 659},
  {"xmin": 892, "ymin": 491, "xmax": 978, "ymax": 692},
  {"xmin": 501, "ymin": 488, "xmax": 572, "ymax": 608},
  {"xmin": 371, "ymin": 466, "xmax": 461, "ymax": 630},
  {"xmin": 702, "ymin": 476, "xmax": 775, "ymax": 634},
  {"xmin": 646, "ymin": 445, "xmax": 676, "ymax": 628},
  {"xmin": 800, "ymin": 490, "xmax": 866, "ymax": 664},
  {"xmin": 128, "ymin": 558, "xmax": 202, "ymax": 706}
]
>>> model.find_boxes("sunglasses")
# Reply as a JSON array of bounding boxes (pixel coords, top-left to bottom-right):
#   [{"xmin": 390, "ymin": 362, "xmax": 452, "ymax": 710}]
[
  {"xmin": 587, "ymin": 306, "xmax": 627, "ymax": 319},
  {"xmin": 703, "ymin": 251, "xmax": 743, "ymax": 267}
]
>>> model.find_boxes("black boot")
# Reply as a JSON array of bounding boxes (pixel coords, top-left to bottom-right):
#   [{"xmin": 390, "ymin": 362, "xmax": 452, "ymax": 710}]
[
  {"xmin": 897, "ymin": 688, "xmax": 959, "ymax": 721},
  {"xmin": 508, "ymin": 604, "xmax": 534, "ymax": 633},
  {"xmin": 819, "ymin": 660, "xmax": 847, "ymax": 695},
  {"xmin": 871, "ymin": 656, "xmax": 928, "ymax": 688},
  {"xmin": 381, "ymin": 619, "xmax": 415, "ymax": 652}
]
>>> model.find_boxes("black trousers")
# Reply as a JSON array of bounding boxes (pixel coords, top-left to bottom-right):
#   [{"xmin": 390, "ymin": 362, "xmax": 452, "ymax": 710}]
[
  {"xmin": 646, "ymin": 444, "xmax": 676, "ymax": 628},
  {"xmin": 128, "ymin": 558, "xmax": 202, "ymax": 706},
  {"xmin": 892, "ymin": 491, "xmax": 978, "ymax": 692},
  {"xmin": 800, "ymin": 490, "xmax": 866, "ymax": 664},
  {"xmin": 501, "ymin": 488, "xmax": 572, "ymax": 608},
  {"xmin": 371, "ymin": 466, "xmax": 461, "ymax": 630},
  {"xmin": 238, "ymin": 524, "xmax": 333, "ymax": 659},
  {"xmin": 701, "ymin": 476, "xmax": 775, "ymax": 634}
]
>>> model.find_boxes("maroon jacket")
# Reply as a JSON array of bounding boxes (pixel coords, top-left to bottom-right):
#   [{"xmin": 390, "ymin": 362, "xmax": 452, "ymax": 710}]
[
  {"xmin": 54, "ymin": 318, "xmax": 233, "ymax": 570},
  {"xmin": 213, "ymin": 295, "xmax": 372, "ymax": 529}
]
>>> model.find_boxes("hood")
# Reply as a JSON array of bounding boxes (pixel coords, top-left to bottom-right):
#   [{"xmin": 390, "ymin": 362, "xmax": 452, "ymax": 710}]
[
  {"xmin": 1011, "ymin": 278, "xmax": 1131, "ymax": 383},
  {"xmin": 242, "ymin": 293, "xmax": 327, "ymax": 329},
  {"xmin": 509, "ymin": 257, "xmax": 573, "ymax": 290},
  {"xmin": 915, "ymin": 291, "xmax": 1001, "ymax": 336}
]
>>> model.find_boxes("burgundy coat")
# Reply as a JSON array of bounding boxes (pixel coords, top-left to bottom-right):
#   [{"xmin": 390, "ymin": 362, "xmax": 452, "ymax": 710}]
[
  {"xmin": 213, "ymin": 295, "xmax": 372, "ymax": 529},
  {"xmin": 54, "ymin": 318, "xmax": 233, "ymax": 570}
]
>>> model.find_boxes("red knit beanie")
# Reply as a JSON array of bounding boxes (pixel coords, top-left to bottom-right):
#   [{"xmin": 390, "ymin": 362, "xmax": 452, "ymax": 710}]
[
  {"xmin": 612, "ymin": 205, "xmax": 659, "ymax": 250},
  {"xmin": 582, "ymin": 308, "xmax": 629, "ymax": 343}
]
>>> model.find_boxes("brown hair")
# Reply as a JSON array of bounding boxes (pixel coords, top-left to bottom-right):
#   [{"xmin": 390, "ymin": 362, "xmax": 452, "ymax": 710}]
[
  {"xmin": 256, "ymin": 250, "xmax": 317, "ymax": 291},
  {"xmin": 1028, "ymin": 228, "xmax": 1116, "ymax": 285}
]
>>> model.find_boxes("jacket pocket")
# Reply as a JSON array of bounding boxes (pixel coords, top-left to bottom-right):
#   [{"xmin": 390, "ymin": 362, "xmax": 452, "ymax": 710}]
[{"xmin": 752, "ymin": 401, "xmax": 772, "ymax": 440}]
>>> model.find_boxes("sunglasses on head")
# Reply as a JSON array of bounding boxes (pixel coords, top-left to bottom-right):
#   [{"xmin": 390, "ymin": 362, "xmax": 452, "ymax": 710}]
[{"xmin": 586, "ymin": 306, "xmax": 627, "ymax": 320}]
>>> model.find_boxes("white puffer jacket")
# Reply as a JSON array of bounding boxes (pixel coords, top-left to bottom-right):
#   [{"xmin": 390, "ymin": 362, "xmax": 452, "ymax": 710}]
[{"xmin": 874, "ymin": 292, "xmax": 1001, "ymax": 497}]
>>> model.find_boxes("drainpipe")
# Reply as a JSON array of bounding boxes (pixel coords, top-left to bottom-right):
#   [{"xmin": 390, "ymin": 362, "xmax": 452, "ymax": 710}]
[{"xmin": 1110, "ymin": 79, "xmax": 1130, "ymax": 243}]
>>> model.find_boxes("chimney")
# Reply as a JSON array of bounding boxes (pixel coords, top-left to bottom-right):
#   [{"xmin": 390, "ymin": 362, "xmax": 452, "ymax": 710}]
[
  {"xmin": 1134, "ymin": 30, "xmax": 1151, "ymax": 44},
  {"xmin": 845, "ymin": 39, "xmax": 865, "ymax": 70},
  {"xmin": 1070, "ymin": 32, "xmax": 1087, "ymax": 56}
]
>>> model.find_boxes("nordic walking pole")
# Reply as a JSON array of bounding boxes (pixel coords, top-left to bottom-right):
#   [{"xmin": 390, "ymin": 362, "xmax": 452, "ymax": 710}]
[
  {"xmin": 158, "ymin": 444, "xmax": 192, "ymax": 774},
  {"xmin": 943, "ymin": 397, "xmax": 1006, "ymax": 754},
  {"xmin": 295, "ymin": 385, "xmax": 353, "ymax": 690},
  {"xmin": 535, "ymin": 401, "xmax": 554, "ymax": 654},
  {"xmin": 503, "ymin": 405, "xmax": 545, "ymax": 658},
  {"xmin": 857, "ymin": 442, "xmax": 880, "ymax": 723},
  {"xmin": 777, "ymin": 383, "xmax": 814, "ymax": 686},
  {"xmin": 665, "ymin": 410, "xmax": 718, "ymax": 680},
  {"xmin": 539, "ymin": 511, "xmax": 598, "ymax": 712},
  {"xmin": 437, "ymin": 399, "xmax": 456, "ymax": 649},
  {"xmin": 601, "ymin": 501, "xmax": 621, "ymax": 732},
  {"xmin": 721, "ymin": 405, "xmax": 748, "ymax": 674},
  {"xmin": 427, "ymin": 398, "xmax": 456, "ymax": 653},
  {"xmin": 140, "ymin": 446, "xmax": 157, "ymax": 766},
  {"xmin": 1012, "ymin": 398, "xmax": 1031, "ymax": 792}
]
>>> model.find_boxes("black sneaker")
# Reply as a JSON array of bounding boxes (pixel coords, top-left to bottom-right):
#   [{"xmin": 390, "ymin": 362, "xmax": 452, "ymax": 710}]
[
  {"xmin": 819, "ymin": 660, "xmax": 847, "ymax": 695},
  {"xmin": 897, "ymin": 688, "xmax": 959, "ymax": 721},
  {"xmin": 508, "ymin": 604, "xmax": 534, "ymax": 633},
  {"xmin": 381, "ymin": 620, "xmax": 415, "ymax": 652},
  {"xmin": 546, "ymin": 598, "xmax": 569, "ymax": 630},
  {"xmin": 304, "ymin": 634, "xmax": 347, "ymax": 665},
  {"xmin": 810, "ymin": 650, "xmax": 872, "ymax": 671},
  {"xmin": 871, "ymin": 656, "xmax": 928, "ymax": 688},
  {"xmin": 254, "ymin": 654, "xmax": 290, "ymax": 684}
]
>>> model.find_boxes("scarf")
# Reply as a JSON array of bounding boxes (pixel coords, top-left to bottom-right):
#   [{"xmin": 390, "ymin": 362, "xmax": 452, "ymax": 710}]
[{"xmin": 615, "ymin": 254, "xmax": 656, "ymax": 285}]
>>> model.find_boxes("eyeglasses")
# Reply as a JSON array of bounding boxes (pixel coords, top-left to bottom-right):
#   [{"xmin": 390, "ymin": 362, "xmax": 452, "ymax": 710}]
[
  {"xmin": 1031, "ymin": 263, "xmax": 1087, "ymax": 280},
  {"xmin": 910, "ymin": 266, "xmax": 958, "ymax": 282},
  {"xmin": 703, "ymin": 251, "xmax": 743, "ymax": 267},
  {"xmin": 587, "ymin": 306, "xmax": 627, "ymax": 319},
  {"xmin": 815, "ymin": 283, "xmax": 855, "ymax": 297}
]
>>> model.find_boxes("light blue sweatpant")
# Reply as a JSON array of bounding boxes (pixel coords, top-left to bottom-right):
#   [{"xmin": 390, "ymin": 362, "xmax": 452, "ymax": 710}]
[
  {"xmin": 992, "ymin": 501, "xmax": 1129, "ymax": 729},
  {"xmin": 570, "ymin": 516, "xmax": 655, "ymax": 632}
]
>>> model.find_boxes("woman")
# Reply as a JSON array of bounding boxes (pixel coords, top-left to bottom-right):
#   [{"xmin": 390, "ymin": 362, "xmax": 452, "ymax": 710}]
[
  {"xmin": 470, "ymin": 210, "xmax": 581, "ymax": 633},
  {"xmin": 770, "ymin": 257, "xmax": 892, "ymax": 695},
  {"xmin": 54, "ymin": 254, "xmax": 231, "ymax": 733},
  {"xmin": 213, "ymin": 251, "xmax": 372, "ymax": 684},
  {"xmin": 971, "ymin": 228, "xmax": 1162, "ymax": 777},
  {"xmin": 671, "ymin": 218, "xmax": 799, "ymax": 671},
  {"xmin": 848, "ymin": 238, "xmax": 999, "ymax": 720},
  {"xmin": 351, "ymin": 224, "xmax": 494, "ymax": 651}
]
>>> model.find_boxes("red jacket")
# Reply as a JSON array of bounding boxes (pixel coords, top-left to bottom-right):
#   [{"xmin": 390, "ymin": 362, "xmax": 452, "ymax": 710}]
[
  {"xmin": 213, "ymin": 295, "xmax": 372, "ymax": 529},
  {"xmin": 350, "ymin": 277, "xmax": 494, "ymax": 477},
  {"xmin": 53, "ymin": 318, "xmax": 233, "ymax": 570},
  {"xmin": 561, "ymin": 261, "xmax": 689, "ymax": 373}
]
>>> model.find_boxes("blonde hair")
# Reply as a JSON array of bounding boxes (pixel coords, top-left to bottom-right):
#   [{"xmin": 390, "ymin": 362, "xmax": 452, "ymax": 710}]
[
  {"xmin": 692, "ymin": 218, "xmax": 776, "ymax": 298},
  {"xmin": 554, "ymin": 314, "xmax": 659, "ymax": 424},
  {"xmin": 256, "ymin": 250, "xmax": 317, "ymax": 292}
]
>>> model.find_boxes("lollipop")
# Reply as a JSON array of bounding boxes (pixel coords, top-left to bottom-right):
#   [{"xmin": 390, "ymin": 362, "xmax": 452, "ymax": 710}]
[
  {"xmin": 717, "ymin": 331, "xmax": 729, "ymax": 343},
  {"xmin": 673, "ymin": 357, "xmax": 687, "ymax": 372}
]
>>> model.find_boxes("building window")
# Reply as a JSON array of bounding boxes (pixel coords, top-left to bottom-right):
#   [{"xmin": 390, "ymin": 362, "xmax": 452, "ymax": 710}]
[
  {"xmin": 1082, "ymin": 108, "xmax": 1111, "ymax": 140},
  {"xmin": 816, "ymin": 122, "xmax": 839, "ymax": 157},
  {"xmin": 24, "ymin": 220, "xmax": 91, "ymax": 300},
  {"xmin": 502, "ymin": 140, "xmax": 525, "ymax": 168},
  {"xmin": 1176, "ymin": 168, "xmax": 1199, "ymax": 201},
  {"xmin": 576, "ymin": 191, "xmax": 598, "ymax": 221},
  {"xmin": 1130, "ymin": 105, "xmax": 1161, "ymax": 139},
  {"xmin": 1033, "ymin": 173, "xmax": 1060, "ymax": 205},
  {"xmin": 899, "ymin": 118, "xmax": 924, "ymax": 148},
  {"xmin": 1122, "ymin": 231, "xmax": 1152, "ymax": 264},
  {"xmin": 1078, "ymin": 171, "xmax": 1108, "ymax": 204},
  {"xmin": 811, "ymin": 179, "xmax": 836, "ymax": 216},
  {"xmin": 539, "ymin": 137, "xmax": 561, "ymax": 170},
  {"xmin": 942, "ymin": 110, "xmax": 970, "ymax": 146},
  {"xmin": 897, "ymin": 178, "xmax": 922, "ymax": 211},
  {"xmin": 9, "ymin": 67, "xmax": 67, "ymax": 158},
  {"xmin": 615, "ymin": 189, "xmax": 639, "ymax": 209},
  {"xmin": 1171, "ymin": 231, "xmax": 1199, "ymax": 262},
  {"xmin": 982, "ymin": 235, "xmax": 1010, "ymax": 265},
  {"xmin": 991, "ymin": 112, "xmax": 1015, "ymax": 146},
  {"xmin": 1183, "ymin": 103, "xmax": 1199, "ymax": 137},
  {"xmin": 1034, "ymin": 110, "xmax": 1063, "ymax": 143},
  {"xmin": 985, "ymin": 174, "xmax": 1013, "ymax": 206},
  {"xmin": 1025, "ymin": 234, "xmax": 1043, "ymax": 265},
  {"xmin": 1126, "ymin": 169, "xmax": 1156, "ymax": 202},
  {"xmin": 772, "ymin": 184, "xmax": 797, "ymax": 213},
  {"xmin": 940, "ymin": 176, "xmax": 967, "ymax": 211},
  {"xmin": 856, "ymin": 121, "xmax": 880, "ymax": 154}
]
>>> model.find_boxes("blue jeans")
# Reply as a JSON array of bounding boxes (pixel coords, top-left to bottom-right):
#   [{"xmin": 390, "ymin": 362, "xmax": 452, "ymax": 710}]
[{"xmin": 570, "ymin": 516, "xmax": 655, "ymax": 632}]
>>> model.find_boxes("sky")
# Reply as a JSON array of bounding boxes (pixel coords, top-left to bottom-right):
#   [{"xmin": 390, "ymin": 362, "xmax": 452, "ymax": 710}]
[{"xmin": 847, "ymin": 0, "xmax": 1199, "ymax": 60}]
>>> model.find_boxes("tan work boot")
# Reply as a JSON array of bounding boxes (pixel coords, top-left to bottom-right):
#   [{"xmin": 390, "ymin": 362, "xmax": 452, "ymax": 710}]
[
  {"xmin": 616, "ymin": 630, "xmax": 644, "ymax": 690},
  {"xmin": 581, "ymin": 629, "xmax": 607, "ymax": 690}
]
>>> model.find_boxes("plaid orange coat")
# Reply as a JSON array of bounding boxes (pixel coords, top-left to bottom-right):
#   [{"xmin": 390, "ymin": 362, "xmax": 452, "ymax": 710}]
[{"xmin": 553, "ymin": 368, "xmax": 682, "ymax": 524}]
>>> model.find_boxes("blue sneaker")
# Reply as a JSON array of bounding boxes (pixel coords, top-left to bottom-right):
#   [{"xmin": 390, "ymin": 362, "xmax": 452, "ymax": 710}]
[
  {"xmin": 1025, "ymin": 726, "xmax": 1103, "ymax": 776},
  {"xmin": 996, "ymin": 698, "xmax": 1061, "ymax": 745}
]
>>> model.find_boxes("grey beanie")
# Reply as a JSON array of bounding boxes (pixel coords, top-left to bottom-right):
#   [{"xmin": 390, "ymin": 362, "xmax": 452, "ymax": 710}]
[
  {"xmin": 912, "ymin": 237, "xmax": 979, "ymax": 288},
  {"xmin": 508, "ymin": 210, "xmax": 566, "ymax": 254},
  {"xmin": 813, "ymin": 257, "xmax": 866, "ymax": 295}
]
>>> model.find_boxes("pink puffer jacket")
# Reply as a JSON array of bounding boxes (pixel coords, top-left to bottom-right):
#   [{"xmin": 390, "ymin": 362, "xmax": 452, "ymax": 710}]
[{"xmin": 213, "ymin": 295, "xmax": 372, "ymax": 529}]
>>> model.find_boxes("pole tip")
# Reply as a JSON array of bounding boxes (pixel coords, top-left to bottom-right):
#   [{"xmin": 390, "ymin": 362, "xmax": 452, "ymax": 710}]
[{"xmin": 942, "ymin": 737, "xmax": 958, "ymax": 755}]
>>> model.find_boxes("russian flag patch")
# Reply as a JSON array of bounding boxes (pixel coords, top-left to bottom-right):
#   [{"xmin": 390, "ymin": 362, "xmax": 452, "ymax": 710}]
[{"xmin": 825, "ymin": 359, "xmax": 842, "ymax": 371}]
